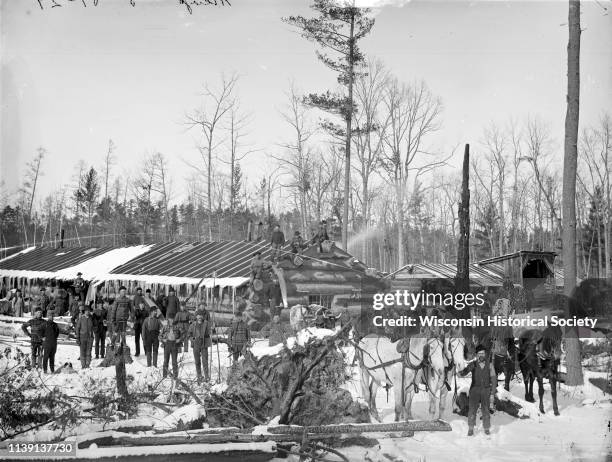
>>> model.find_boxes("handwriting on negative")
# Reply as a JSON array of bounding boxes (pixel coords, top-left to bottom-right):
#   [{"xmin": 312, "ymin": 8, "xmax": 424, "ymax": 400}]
[{"xmin": 36, "ymin": 0, "xmax": 232, "ymax": 14}]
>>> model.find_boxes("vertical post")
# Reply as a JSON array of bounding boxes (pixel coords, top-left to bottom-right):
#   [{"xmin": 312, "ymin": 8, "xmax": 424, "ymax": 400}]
[{"xmin": 455, "ymin": 144, "xmax": 471, "ymax": 319}]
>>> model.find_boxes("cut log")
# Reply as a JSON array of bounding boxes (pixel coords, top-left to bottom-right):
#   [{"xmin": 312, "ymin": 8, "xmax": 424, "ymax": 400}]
[
  {"xmin": 453, "ymin": 391, "xmax": 529, "ymax": 419},
  {"xmin": 267, "ymin": 420, "xmax": 452, "ymax": 434}
]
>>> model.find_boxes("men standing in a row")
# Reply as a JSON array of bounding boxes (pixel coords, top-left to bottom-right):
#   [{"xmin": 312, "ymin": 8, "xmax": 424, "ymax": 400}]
[
  {"xmin": 159, "ymin": 317, "xmax": 184, "ymax": 378},
  {"xmin": 143, "ymin": 309, "xmax": 162, "ymax": 367},
  {"xmin": 22, "ymin": 307, "xmax": 47, "ymax": 368},
  {"xmin": 75, "ymin": 306, "xmax": 94, "ymax": 369},
  {"xmin": 92, "ymin": 301, "xmax": 108, "ymax": 359},
  {"xmin": 188, "ymin": 311, "xmax": 211, "ymax": 383},
  {"xmin": 43, "ymin": 311, "xmax": 60, "ymax": 373},
  {"xmin": 111, "ymin": 286, "xmax": 134, "ymax": 347}
]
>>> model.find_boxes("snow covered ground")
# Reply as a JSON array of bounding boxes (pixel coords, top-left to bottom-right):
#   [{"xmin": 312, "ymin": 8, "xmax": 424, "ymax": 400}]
[{"xmin": 2, "ymin": 323, "xmax": 611, "ymax": 462}]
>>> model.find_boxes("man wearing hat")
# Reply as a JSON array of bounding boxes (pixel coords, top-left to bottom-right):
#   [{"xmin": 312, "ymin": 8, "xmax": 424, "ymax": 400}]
[
  {"xmin": 290, "ymin": 230, "xmax": 305, "ymax": 255},
  {"xmin": 159, "ymin": 317, "xmax": 184, "ymax": 378},
  {"xmin": 143, "ymin": 308, "xmax": 162, "ymax": 367},
  {"xmin": 75, "ymin": 305, "xmax": 94, "ymax": 368},
  {"xmin": 111, "ymin": 286, "xmax": 134, "ymax": 347},
  {"xmin": 22, "ymin": 307, "xmax": 47, "ymax": 368},
  {"xmin": 92, "ymin": 301, "xmax": 108, "ymax": 359},
  {"xmin": 34, "ymin": 287, "xmax": 50, "ymax": 317},
  {"xmin": 312, "ymin": 220, "xmax": 330, "ymax": 253},
  {"xmin": 74, "ymin": 272, "xmax": 85, "ymax": 297},
  {"xmin": 250, "ymin": 251, "xmax": 265, "ymax": 285},
  {"xmin": 133, "ymin": 288, "xmax": 148, "ymax": 356},
  {"xmin": 459, "ymin": 345, "xmax": 497, "ymax": 436},
  {"xmin": 165, "ymin": 287, "xmax": 180, "ymax": 321},
  {"xmin": 188, "ymin": 311, "xmax": 211, "ymax": 382},
  {"xmin": 43, "ymin": 310, "xmax": 60, "ymax": 373},
  {"xmin": 270, "ymin": 224, "xmax": 285, "ymax": 262}
]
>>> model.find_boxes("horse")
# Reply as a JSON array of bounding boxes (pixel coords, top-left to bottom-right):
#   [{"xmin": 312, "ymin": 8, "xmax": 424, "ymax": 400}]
[
  {"xmin": 518, "ymin": 326, "xmax": 562, "ymax": 415},
  {"xmin": 357, "ymin": 332, "xmax": 447, "ymax": 421}
]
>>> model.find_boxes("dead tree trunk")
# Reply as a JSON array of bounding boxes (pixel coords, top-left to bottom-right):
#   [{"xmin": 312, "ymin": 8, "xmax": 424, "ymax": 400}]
[
  {"xmin": 455, "ymin": 144, "xmax": 471, "ymax": 318},
  {"xmin": 562, "ymin": 0, "xmax": 583, "ymax": 386}
]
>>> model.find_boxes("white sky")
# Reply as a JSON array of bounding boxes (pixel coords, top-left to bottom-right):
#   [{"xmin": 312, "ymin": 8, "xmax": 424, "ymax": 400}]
[{"xmin": 1, "ymin": 0, "xmax": 611, "ymax": 205}]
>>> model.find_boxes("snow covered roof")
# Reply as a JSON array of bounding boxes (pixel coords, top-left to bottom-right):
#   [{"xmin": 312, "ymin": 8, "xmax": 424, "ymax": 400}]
[
  {"xmin": 388, "ymin": 263, "xmax": 505, "ymax": 287},
  {"xmin": 0, "ymin": 245, "xmax": 151, "ymax": 281},
  {"xmin": 104, "ymin": 241, "xmax": 281, "ymax": 287}
]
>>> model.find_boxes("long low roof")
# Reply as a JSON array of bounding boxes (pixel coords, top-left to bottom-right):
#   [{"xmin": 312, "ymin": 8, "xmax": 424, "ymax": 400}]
[
  {"xmin": 387, "ymin": 263, "xmax": 505, "ymax": 287},
  {"xmin": 0, "ymin": 245, "xmax": 152, "ymax": 281}
]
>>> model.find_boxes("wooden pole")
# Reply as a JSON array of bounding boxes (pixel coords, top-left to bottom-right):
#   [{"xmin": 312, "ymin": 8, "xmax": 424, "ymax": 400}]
[{"xmin": 455, "ymin": 144, "xmax": 471, "ymax": 319}]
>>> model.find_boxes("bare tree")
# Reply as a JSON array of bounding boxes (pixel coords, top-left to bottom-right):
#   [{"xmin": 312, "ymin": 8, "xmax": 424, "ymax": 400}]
[
  {"xmin": 352, "ymin": 59, "xmax": 389, "ymax": 259},
  {"xmin": 151, "ymin": 153, "xmax": 172, "ymax": 241},
  {"xmin": 273, "ymin": 85, "xmax": 315, "ymax": 236},
  {"xmin": 562, "ymin": 0, "xmax": 583, "ymax": 387},
  {"xmin": 186, "ymin": 73, "xmax": 238, "ymax": 241},
  {"xmin": 380, "ymin": 78, "xmax": 443, "ymax": 269}
]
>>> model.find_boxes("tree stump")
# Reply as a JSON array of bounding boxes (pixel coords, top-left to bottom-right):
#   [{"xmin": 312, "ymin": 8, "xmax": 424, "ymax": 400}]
[{"xmin": 100, "ymin": 344, "xmax": 133, "ymax": 367}]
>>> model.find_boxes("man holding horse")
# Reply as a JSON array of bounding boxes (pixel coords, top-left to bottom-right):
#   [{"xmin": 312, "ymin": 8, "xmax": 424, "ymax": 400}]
[{"xmin": 460, "ymin": 344, "xmax": 497, "ymax": 436}]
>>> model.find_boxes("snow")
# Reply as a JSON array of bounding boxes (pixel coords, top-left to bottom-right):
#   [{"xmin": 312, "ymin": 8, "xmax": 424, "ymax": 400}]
[
  {"xmin": 153, "ymin": 403, "xmax": 206, "ymax": 430},
  {"xmin": 0, "ymin": 245, "xmax": 35, "ymax": 263},
  {"xmin": 76, "ymin": 442, "xmax": 277, "ymax": 458},
  {"xmin": 54, "ymin": 245, "xmax": 153, "ymax": 281}
]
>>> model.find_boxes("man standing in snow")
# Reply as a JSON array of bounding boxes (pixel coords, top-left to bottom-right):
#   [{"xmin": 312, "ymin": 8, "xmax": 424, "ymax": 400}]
[
  {"xmin": 165, "ymin": 287, "xmax": 180, "ymax": 320},
  {"xmin": 133, "ymin": 287, "xmax": 145, "ymax": 312},
  {"xmin": 34, "ymin": 287, "xmax": 50, "ymax": 317},
  {"xmin": 174, "ymin": 303, "xmax": 192, "ymax": 352},
  {"xmin": 188, "ymin": 312, "xmax": 211, "ymax": 382},
  {"xmin": 270, "ymin": 224, "xmax": 285, "ymax": 262},
  {"xmin": 459, "ymin": 344, "xmax": 497, "ymax": 436},
  {"xmin": 133, "ymin": 300, "xmax": 148, "ymax": 357},
  {"xmin": 75, "ymin": 306, "xmax": 94, "ymax": 369},
  {"xmin": 111, "ymin": 286, "xmax": 134, "ymax": 347},
  {"xmin": 143, "ymin": 309, "xmax": 161, "ymax": 367},
  {"xmin": 159, "ymin": 317, "xmax": 184, "ymax": 378},
  {"xmin": 22, "ymin": 307, "xmax": 46, "ymax": 368},
  {"xmin": 43, "ymin": 310, "xmax": 60, "ymax": 373},
  {"xmin": 92, "ymin": 301, "xmax": 108, "ymax": 359},
  {"xmin": 228, "ymin": 310, "xmax": 250, "ymax": 362}
]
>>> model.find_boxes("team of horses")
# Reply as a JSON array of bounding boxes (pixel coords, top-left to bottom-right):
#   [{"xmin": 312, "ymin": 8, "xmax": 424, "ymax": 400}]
[{"xmin": 354, "ymin": 306, "xmax": 563, "ymax": 422}]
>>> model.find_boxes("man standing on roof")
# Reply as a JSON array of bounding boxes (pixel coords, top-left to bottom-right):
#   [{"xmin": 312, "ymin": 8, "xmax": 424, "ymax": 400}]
[
  {"xmin": 290, "ymin": 231, "xmax": 305, "ymax": 255},
  {"xmin": 270, "ymin": 224, "xmax": 285, "ymax": 262},
  {"xmin": 22, "ymin": 307, "xmax": 46, "ymax": 369},
  {"xmin": 111, "ymin": 286, "xmax": 134, "ymax": 348},
  {"xmin": 165, "ymin": 287, "xmax": 180, "ymax": 320},
  {"xmin": 250, "ymin": 251, "xmax": 265, "ymax": 285},
  {"xmin": 312, "ymin": 220, "xmax": 330, "ymax": 253}
]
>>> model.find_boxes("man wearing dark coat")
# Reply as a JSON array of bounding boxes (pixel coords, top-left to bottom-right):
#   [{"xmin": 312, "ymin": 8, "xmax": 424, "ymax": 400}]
[
  {"xmin": 188, "ymin": 312, "xmax": 211, "ymax": 382},
  {"xmin": 143, "ymin": 309, "xmax": 162, "ymax": 367},
  {"xmin": 43, "ymin": 310, "xmax": 60, "ymax": 373},
  {"xmin": 22, "ymin": 307, "xmax": 46, "ymax": 368},
  {"xmin": 165, "ymin": 288, "xmax": 180, "ymax": 320},
  {"xmin": 459, "ymin": 344, "xmax": 497, "ymax": 436},
  {"xmin": 92, "ymin": 302, "xmax": 108, "ymax": 359},
  {"xmin": 133, "ymin": 297, "xmax": 149, "ymax": 357}
]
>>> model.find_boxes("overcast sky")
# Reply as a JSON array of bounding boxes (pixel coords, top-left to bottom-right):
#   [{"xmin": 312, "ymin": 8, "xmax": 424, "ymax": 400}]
[{"xmin": 1, "ymin": 0, "xmax": 611, "ymax": 205}]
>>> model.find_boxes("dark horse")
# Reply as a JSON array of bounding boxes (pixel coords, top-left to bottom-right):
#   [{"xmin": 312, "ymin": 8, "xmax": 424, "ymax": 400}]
[
  {"xmin": 491, "ymin": 326, "xmax": 517, "ymax": 392},
  {"xmin": 518, "ymin": 326, "xmax": 562, "ymax": 415}
]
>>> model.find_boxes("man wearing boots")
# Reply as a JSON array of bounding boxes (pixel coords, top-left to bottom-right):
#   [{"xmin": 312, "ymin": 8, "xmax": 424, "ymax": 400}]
[
  {"xmin": 228, "ymin": 310, "xmax": 250, "ymax": 362},
  {"xmin": 22, "ymin": 307, "xmax": 46, "ymax": 369},
  {"xmin": 165, "ymin": 287, "xmax": 180, "ymax": 321},
  {"xmin": 270, "ymin": 224, "xmax": 285, "ymax": 262},
  {"xmin": 111, "ymin": 286, "xmax": 134, "ymax": 347},
  {"xmin": 92, "ymin": 301, "xmax": 108, "ymax": 359},
  {"xmin": 188, "ymin": 312, "xmax": 211, "ymax": 382},
  {"xmin": 459, "ymin": 344, "xmax": 497, "ymax": 436},
  {"xmin": 133, "ymin": 300, "xmax": 148, "ymax": 356},
  {"xmin": 174, "ymin": 303, "xmax": 192, "ymax": 353},
  {"xmin": 75, "ymin": 306, "xmax": 94, "ymax": 369},
  {"xmin": 43, "ymin": 310, "xmax": 60, "ymax": 373},
  {"xmin": 143, "ymin": 309, "xmax": 161, "ymax": 367},
  {"xmin": 159, "ymin": 317, "xmax": 184, "ymax": 378}
]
